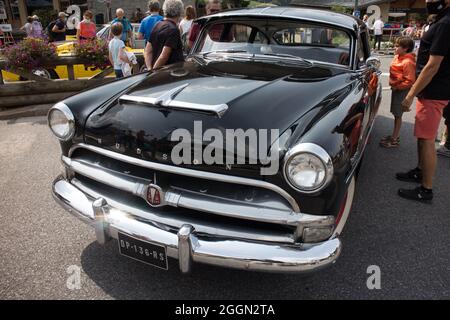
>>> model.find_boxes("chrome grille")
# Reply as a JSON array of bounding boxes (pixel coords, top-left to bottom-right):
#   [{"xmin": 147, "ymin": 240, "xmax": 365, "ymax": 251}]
[{"xmin": 63, "ymin": 144, "xmax": 332, "ymax": 244}]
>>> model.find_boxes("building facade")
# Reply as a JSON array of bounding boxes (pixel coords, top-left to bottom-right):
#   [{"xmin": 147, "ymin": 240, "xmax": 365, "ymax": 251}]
[
  {"xmin": 2, "ymin": 0, "xmax": 197, "ymax": 28},
  {"xmin": 291, "ymin": 0, "xmax": 427, "ymax": 23},
  {"xmin": 86, "ymin": 0, "xmax": 197, "ymax": 24}
]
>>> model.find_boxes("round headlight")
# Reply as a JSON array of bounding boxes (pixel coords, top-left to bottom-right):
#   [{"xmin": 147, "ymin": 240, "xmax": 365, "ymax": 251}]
[
  {"xmin": 284, "ymin": 143, "xmax": 333, "ymax": 193},
  {"xmin": 48, "ymin": 102, "xmax": 75, "ymax": 141}
]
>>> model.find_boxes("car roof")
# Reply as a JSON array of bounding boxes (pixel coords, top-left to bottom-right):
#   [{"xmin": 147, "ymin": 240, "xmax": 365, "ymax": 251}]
[{"xmin": 197, "ymin": 6, "xmax": 363, "ymax": 32}]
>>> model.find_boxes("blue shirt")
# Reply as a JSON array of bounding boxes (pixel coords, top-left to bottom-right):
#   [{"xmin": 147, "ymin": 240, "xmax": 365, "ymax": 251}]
[
  {"xmin": 138, "ymin": 14, "xmax": 163, "ymax": 41},
  {"xmin": 111, "ymin": 17, "xmax": 132, "ymax": 42}
]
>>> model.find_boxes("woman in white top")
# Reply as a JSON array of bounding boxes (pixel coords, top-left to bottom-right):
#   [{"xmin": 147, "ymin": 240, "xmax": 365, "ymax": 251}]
[
  {"xmin": 179, "ymin": 5, "xmax": 196, "ymax": 36},
  {"xmin": 21, "ymin": 16, "xmax": 33, "ymax": 37},
  {"xmin": 179, "ymin": 5, "xmax": 196, "ymax": 53}
]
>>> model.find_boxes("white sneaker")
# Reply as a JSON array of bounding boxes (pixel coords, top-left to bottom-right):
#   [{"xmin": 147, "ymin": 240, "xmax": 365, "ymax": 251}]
[{"xmin": 437, "ymin": 145, "xmax": 450, "ymax": 158}]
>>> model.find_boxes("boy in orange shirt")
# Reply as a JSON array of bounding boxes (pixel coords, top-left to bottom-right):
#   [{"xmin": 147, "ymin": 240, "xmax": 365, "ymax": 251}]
[{"xmin": 380, "ymin": 37, "xmax": 416, "ymax": 148}]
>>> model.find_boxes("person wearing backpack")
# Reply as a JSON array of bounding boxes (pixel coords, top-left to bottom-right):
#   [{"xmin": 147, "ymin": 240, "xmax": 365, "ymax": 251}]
[
  {"xmin": 50, "ymin": 12, "xmax": 68, "ymax": 42},
  {"xmin": 45, "ymin": 19, "xmax": 56, "ymax": 41},
  {"xmin": 30, "ymin": 15, "xmax": 43, "ymax": 38}
]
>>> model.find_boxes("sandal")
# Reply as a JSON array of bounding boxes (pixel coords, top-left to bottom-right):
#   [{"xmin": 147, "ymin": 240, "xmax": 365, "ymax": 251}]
[
  {"xmin": 380, "ymin": 137, "xmax": 400, "ymax": 148},
  {"xmin": 380, "ymin": 135, "xmax": 392, "ymax": 143}
]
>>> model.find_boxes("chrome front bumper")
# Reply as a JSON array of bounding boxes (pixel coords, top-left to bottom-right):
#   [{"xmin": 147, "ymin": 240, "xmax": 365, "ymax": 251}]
[{"xmin": 52, "ymin": 175, "xmax": 342, "ymax": 273}]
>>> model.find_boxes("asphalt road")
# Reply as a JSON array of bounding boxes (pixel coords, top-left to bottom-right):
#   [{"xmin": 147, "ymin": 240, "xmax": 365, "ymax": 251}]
[{"xmin": 0, "ymin": 56, "xmax": 449, "ymax": 300}]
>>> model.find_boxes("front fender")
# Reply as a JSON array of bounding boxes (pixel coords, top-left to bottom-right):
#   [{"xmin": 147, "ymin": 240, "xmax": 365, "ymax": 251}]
[
  {"xmin": 267, "ymin": 79, "xmax": 366, "ymax": 216},
  {"xmin": 56, "ymin": 72, "xmax": 150, "ymax": 155}
]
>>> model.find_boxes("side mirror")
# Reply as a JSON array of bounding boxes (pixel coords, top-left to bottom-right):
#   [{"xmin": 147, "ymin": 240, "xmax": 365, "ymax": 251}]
[{"xmin": 366, "ymin": 56, "xmax": 381, "ymax": 71}]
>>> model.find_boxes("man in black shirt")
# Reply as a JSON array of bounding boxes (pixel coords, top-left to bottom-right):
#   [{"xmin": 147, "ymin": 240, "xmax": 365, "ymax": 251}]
[
  {"xmin": 397, "ymin": 0, "xmax": 450, "ymax": 202},
  {"xmin": 51, "ymin": 12, "xmax": 68, "ymax": 42},
  {"xmin": 144, "ymin": 0, "xmax": 184, "ymax": 70}
]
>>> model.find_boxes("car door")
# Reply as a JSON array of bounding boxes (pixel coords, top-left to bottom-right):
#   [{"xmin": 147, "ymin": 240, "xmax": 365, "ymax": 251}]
[{"xmin": 353, "ymin": 31, "xmax": 379, "ymax": 160}]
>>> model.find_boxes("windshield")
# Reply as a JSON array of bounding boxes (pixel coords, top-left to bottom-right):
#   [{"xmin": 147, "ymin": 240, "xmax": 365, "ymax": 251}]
[{"xmin": 194, "ymin": 20, "xmax": 352, "ymax": 67}]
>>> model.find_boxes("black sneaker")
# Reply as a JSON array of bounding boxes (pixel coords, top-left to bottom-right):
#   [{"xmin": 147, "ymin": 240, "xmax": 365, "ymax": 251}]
[
  {"xmin": 396, "ymin": 168, "xmax": 422, "ymax": 183},
  {"xmin": 398, "ymin": 186, "xmax": 433, "ymax": 203}
]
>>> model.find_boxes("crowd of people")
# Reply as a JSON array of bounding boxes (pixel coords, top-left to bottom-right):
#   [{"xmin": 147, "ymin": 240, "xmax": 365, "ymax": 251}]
[
  {"xmin": 20, "ymin": 15, "xmax": 43, "ymax": 38},
  {"xmin": 14, "ymin": 0, "xmax": 210, "ymax": 77},
  {"xmin": 108, "ymin": 0, "xmax": 218, "ymax": 77},
  {"xmin": 361, "ymin": 13, "xmax": 438, "ymax": 51},
  {"xmin": 19, "ymin": 10, "xmax": 95, "ymax": 42}
]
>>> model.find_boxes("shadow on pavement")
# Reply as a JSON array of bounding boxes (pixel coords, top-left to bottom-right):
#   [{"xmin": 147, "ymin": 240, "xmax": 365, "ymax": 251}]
[
  {"xmin": 6, "ymin": 116, "xmax": 47, "ymax": 125},
  {"xmin": 79, "ymin": 240, "xmax": 343, "ymax": 299}
]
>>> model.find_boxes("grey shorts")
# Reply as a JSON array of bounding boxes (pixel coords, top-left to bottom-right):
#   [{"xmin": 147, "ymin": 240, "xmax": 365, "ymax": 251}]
[{"xmin": 390, "ymin": 89, "xmax": 409, "ymax": 117}]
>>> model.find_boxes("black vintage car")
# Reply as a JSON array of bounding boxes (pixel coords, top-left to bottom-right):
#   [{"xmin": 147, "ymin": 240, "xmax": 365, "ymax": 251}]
[{"xmin": 49, "ymin": 7, "xmax": 382, "ymax": 273}]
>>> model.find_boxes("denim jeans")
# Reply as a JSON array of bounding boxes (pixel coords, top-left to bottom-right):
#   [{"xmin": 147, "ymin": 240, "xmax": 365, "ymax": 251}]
[
  {"xmin": 115, "ymin": 69, "xmax": 124, "ymax": 78},
  {"xmin": 373, "ymin": 35, "xmax": 382, "ymax": 50}
]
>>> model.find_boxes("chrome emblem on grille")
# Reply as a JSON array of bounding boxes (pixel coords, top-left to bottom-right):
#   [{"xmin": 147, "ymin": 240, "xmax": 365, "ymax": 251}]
[{"xmin": 146, "ymin": 184, "xmax": 165, "ymax": 207}]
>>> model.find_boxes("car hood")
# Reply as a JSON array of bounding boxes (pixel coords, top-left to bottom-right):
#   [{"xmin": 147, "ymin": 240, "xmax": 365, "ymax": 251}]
[{"xmin": 83, "ymin": 58, "xmax": 353, "ymax": 175}]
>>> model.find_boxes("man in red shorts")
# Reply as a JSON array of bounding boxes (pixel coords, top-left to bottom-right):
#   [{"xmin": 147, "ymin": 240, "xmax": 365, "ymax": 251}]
[{"xmin": 397, "ymin": 0, "xmax": 450, "ymax": 202}]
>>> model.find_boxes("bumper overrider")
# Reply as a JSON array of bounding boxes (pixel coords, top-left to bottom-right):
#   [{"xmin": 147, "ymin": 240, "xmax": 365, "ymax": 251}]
[{"xmin": 52, "ymin": 174, "xmax": 342, "ymax": 273}]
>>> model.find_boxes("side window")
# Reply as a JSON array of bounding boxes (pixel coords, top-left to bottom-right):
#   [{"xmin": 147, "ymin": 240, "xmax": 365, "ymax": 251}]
[
  {"xmin": 272, "ymin": 25, "xmax": 351, "ymax": 66},
  {"xmin": 356, "ymin": 38, "xmax": 366, "ymax": 68},
  {"xmin": 232, "ymin": 25, "xmax": 267, "ymax": 44},
  {"xmin": 273, "ymin": 27, "xmax": 350, "ymax": 47},
  {"xmin": 199, "ymin": 23, "xmax": 267, "ymax": 52},
  {"xmin": 361, "ymin": 31, "xmax": 370, "ymax": 59},
  {"xmin": 356, "ymin": 32, "xmax": 371, "ymax": 69}
]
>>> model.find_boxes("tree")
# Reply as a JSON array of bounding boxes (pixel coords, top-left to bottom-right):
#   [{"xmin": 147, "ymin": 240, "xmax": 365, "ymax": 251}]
[
  {"xmin": 223, "ymin": 0, "xmax": 250, "ymax": 8},
  {"xmin": 330, "ymin": 5, "xmax": 353, "ymax": 14},
  {"xmin": 31, "ymin": 8, "xmax": 58, "ymax": 31},
  {"xmin": 273, "ymin": 0, "xmax": 292, "ymax": 6}
]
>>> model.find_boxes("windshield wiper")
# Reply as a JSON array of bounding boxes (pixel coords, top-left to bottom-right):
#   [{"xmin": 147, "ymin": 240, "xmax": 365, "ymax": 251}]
[
  {"xmin": 200, "ymin": 50, "xmax": 314, "ymax": 67},
  {"xmin": 259, "ymin": 53, "xmax": 313, "ymax": 66},
  {"xmin": 202, "ymin": 49, "xmax": 249, "ymax": 58}
]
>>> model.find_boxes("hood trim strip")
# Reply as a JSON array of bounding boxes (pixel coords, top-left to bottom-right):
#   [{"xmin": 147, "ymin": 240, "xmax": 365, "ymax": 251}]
[{"xmin": 119, "ymin": 83, "xmax": 229, "ymax": 118}]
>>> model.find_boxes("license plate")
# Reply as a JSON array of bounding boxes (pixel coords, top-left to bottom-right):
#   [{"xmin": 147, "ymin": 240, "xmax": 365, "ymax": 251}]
[{"xmin": 118, "ymin": 232, "xmax": 168, "ymax": 270}]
